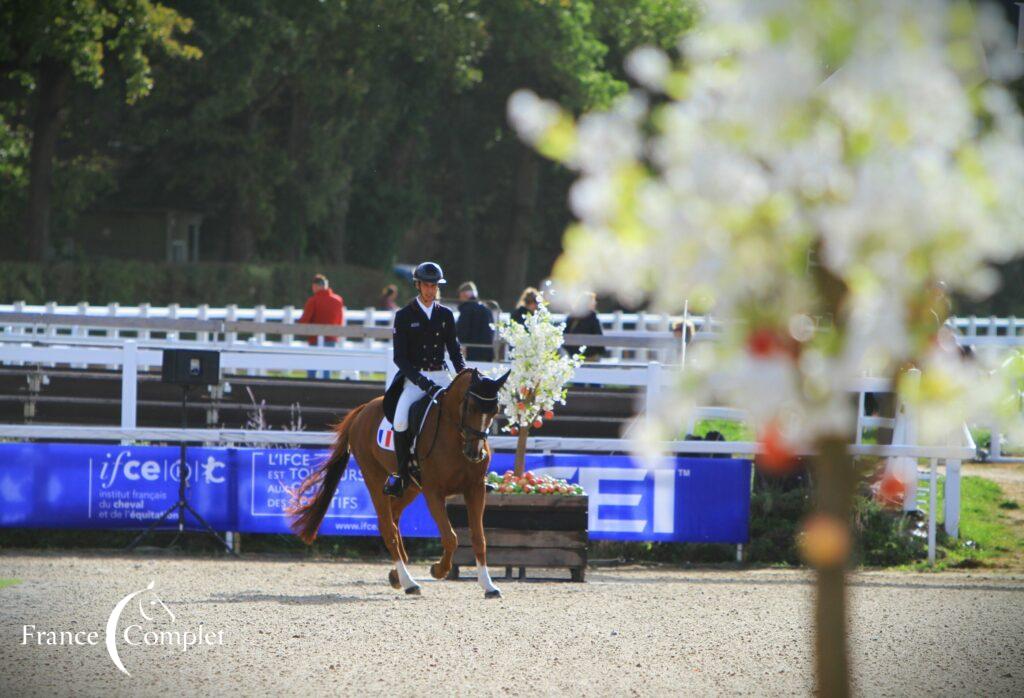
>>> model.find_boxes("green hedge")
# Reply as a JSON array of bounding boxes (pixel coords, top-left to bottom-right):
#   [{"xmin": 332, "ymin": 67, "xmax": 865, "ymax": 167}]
[{"xmin": 0, "ymin": 261, "xmax": 399, "ymax": 309}]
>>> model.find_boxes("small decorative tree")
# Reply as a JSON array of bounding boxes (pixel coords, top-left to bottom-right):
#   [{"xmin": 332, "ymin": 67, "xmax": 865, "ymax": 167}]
[
  {"xmin": 495, "ymin": 296, "xmax": 584, "ymax": 475},
  {"xmin": 508, "ymin": 1, "xmax": 1024, "ymax": 694}
]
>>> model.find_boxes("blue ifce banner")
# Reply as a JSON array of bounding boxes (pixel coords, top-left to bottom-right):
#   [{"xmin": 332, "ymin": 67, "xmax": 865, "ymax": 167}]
[{"xmin": 0, "ymin": 443, "xmax": 751, "ymax": 543}]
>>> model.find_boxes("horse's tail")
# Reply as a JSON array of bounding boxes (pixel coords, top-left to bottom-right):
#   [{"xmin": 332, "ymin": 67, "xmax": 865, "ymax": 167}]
[{"xmin": 287, "ymin": 403, "xmax": 366, "ymax": 544}]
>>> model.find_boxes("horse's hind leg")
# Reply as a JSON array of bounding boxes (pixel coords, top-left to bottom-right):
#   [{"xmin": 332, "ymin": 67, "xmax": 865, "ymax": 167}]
[
  {"xmin": 423, "ymin": 490, "xmax": 458, "ymax": 581},
  {"xmin": 370, "ymin": 490, "xmax": 421, "ymax": 595}
]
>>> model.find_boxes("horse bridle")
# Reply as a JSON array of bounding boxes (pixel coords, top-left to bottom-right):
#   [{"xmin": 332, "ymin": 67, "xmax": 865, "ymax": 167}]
[
  {"xmin": 423, "ymin": 376, "xmax": 497, "ymax": 464},
  {"xmin": 460, "ymin": 389, "xmax": 498, "ymax": 444}
]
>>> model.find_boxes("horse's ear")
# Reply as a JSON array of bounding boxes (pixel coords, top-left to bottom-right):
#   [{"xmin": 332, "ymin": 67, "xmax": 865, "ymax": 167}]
[{"xmin": 495, "ymin": 369, "xmax": 511, "ymax": 389}]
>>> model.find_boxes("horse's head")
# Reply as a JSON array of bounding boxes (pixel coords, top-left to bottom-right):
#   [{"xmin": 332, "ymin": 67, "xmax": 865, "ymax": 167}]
[{"xmin": 457, "ymin": 368, "xmax": 510, "ymax": 463}]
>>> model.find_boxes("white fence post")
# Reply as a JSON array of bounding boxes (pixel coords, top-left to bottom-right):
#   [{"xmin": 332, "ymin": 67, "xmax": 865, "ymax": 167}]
[
  {"xmin": 645, "ymin": 361, "xmax": 663, "ymax": 419},
  {"xmin": 43, "ymin": 302, "xmax": 57, "ymax": 367},
  {"xmin": 138, "ymin": 302, "xmax": 151, "ymax": 342},
  {"xmin": 10, "ymin": 300, "xmax": 25, "ymax": 367},
  {"xmin": 657, "ymin": 313, "xmax": 670, "ymax": 363},
  {"xmin": 72, "ymin": 302, "xmax": 88, "ymax": 369},
  {"xmin": 611, "ymin": 310, "xmax": 624, "ymax": 361},
  {"xmin": 43, "ymin": 301, "xmax": 57, "ymax": 339},
  {"xmin": 197, "ymin": 304, "xmax": 210, "ymax": 343},
  {"xmin": 254, "ymin": 305, "xmax": 266, "ymax": 376},
  {"xmin": 167, "ymin": 303, "xmax": 179, "ymax": 343},
  {"xmin": 226, "ymin": 304, "xmax": 238, "ymax": 345},
  {"xmin": 106, "ymin": 302, "xmax": 120, "ymax": 341},
  {"xmin": 944, "ymin": 458, "xmax": 961, "ymax": 538},
  {"xmin": 928, "ymin": 458, "xmax": 938, "ymax": 566},
  {"xmin": 121, "ymin": 341, "xmax": 138, "ymax": 435},
  {"xmin": 282, "ymin": 305, "xmax": 295, "ymax": 345}
]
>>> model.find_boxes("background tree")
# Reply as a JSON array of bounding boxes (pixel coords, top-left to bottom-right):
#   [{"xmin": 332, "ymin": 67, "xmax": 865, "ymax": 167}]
[
  {"xmin": 0, "ymin": 0, "xmax": 199, "ymax": 261},
  {"xmin": 0, "ymin": 0, "xmax": 698, "ymax": 307}
]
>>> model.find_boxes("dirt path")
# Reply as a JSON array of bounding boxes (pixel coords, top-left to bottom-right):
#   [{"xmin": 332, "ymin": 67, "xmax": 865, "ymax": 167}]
[{"xmin": 1, "ymin": 553, "xmax": 1021, "ymax": 696}]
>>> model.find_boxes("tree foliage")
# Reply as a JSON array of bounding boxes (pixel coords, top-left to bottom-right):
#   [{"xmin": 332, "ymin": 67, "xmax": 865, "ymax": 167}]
[
  {"xmin": 0, "ymin": 0, "xmax": 199, "ymax": 260},
  {"xmin": 0, "ymin": 0, "xmax": 697, "ymax": 304}
]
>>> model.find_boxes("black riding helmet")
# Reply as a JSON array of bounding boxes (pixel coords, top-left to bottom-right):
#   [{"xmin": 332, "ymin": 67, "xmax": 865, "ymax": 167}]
[{"xmin": 412, "ymin": 261, "xmax": 446, "ymax": 284}]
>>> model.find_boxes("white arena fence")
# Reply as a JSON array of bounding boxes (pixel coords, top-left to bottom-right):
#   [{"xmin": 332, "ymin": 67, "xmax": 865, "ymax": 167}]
[
  {"xmin": 0, "ymin": 335, "xmax": 971, "ymax": 563},
  {"xmin": 0, "ymin": 301, "xmax": 707, "ymax": 364}
]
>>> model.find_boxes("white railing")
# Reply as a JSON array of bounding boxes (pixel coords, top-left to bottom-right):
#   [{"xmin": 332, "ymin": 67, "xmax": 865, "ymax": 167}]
[
  {"xmin": 7, "ymin": 300, "xmax": 1023, "ymax": 338},
  {"xmin": 0, "ymin": 301, "xmax": 711, "ymax": 363},
  {"xmin": 0, "ymin": 301, "xmax": 709, "ymax": 330}
]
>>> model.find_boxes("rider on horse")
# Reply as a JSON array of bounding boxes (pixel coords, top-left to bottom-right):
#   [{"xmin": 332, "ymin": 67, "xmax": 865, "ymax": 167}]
[{"xmin": 382, "ymin": 261, "xmax": 466, "ymax": 497}]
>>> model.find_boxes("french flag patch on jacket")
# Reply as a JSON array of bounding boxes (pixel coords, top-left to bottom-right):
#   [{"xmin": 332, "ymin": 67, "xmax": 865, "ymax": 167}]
[{"xmin": 376, "ymin": 418, "xmax": 395, "ymax": 451}]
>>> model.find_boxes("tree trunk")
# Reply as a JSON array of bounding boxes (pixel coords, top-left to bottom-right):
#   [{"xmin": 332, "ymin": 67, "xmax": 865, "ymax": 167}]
[
  {"xmin": 513, "ymin": 425, "xmax": 529, "ymax": 476},
  {"xmin": 326, "ymin": 169, "xmax": 353, "ymax": 263},
  {"xmin": 228, "ymin": 192, "xmax": 257, "ymax": 262},
  {"xmin": 283, "ymin": 89, "xmax": 309, "ymax": 261},
  {"xmin": 25, "ymin": 59, "xmax": 71, "ymax": 261},
  {"xmin": 813, "ymin": 435, "xmax": 855, "ymax": 698},
  {"xmin": 503, "ymin": 146, "xmax": 540, "ymax": 305}
]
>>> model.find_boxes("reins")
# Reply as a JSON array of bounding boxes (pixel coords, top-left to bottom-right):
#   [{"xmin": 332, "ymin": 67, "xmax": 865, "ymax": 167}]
[{"xmin": 422, "ymin": 371, "xmax": 496, "ymax": 463}]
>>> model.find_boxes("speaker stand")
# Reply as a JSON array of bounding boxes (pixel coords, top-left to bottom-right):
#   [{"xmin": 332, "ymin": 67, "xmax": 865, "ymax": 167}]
[{"xmin": 127, "ymin": 386, "xmax": 237, "ymax": 556}]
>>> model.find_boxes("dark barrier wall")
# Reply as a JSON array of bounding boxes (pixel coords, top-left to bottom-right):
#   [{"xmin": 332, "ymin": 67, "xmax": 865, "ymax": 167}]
[{"xmin": 0, "ymin": 443, "xmax": 751, "ymax": 543}]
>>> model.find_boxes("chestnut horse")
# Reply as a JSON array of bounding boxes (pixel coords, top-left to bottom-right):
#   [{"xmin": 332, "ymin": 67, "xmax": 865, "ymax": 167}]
[{"xmin": 288, "ymin": 368, "xmax": 509, "ymax": 598}]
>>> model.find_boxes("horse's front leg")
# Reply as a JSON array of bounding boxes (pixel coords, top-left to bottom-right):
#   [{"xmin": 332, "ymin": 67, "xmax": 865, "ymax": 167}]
[
  {"xmin": 466, "ymin": 484, "xmax": 500, "ymax": 598},
  {"xmin": 391, "ymin": 488, "xmax": 419, "ymax": 566},
  {"xmin": 423, "ymin": 491, "xmax": 457, "ymax": 580}
]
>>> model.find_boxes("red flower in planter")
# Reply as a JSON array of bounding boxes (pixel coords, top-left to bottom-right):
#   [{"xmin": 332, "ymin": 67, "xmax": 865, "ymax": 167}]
[
  {"xmin": 875, "ymin": 473, "xmax": 907, "ymax": 509},
  {"xmin": 755, "ymin": 420, "xmax": 798, "ymax": 476}
]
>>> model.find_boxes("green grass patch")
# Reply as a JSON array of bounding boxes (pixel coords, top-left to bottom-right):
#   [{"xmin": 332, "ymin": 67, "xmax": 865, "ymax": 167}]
[
  {"xmin": 691, "ymin": 419, "xmax": 753, "ymax": 442},
  {"xmin": 969, "ymin": 427, "xmax": 1024, "ymax": 456},
  {"xmin": 903, "ymin": 475, "xmax": 1024, "ymax": 570},
  {"xmin": 0, "ymin": 579, "xmax": 21, "ymax": 590}
]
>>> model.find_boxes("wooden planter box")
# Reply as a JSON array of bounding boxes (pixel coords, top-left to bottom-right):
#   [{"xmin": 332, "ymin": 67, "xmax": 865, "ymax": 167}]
[{"xmin": 445, "ymin": 493, "xmax": 589, "ymax": 582}]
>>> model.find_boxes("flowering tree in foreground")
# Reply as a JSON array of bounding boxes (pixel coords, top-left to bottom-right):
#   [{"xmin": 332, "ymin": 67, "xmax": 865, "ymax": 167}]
[
  {"xmin": 509, "ymin": 1, "xmax": 1024, "ymax": 694},
  {"xmin": 495, "ymin": 297, "xmax": 584, "ymax": 475}
]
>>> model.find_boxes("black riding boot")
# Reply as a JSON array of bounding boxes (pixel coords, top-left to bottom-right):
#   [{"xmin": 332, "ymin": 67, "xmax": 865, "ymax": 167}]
[{"xmin": 383, "ymin": 429, "xmax": 412, "ymax": 497}]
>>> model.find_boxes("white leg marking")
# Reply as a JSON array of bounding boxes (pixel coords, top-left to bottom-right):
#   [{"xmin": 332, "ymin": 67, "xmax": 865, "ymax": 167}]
[
  {"xmin": 477, "ymin": 563, "xmax": 500, "ymax": 595},
  {"xmin": 395, "ymin": 558, "xmax": 419, "ymax": 591}
]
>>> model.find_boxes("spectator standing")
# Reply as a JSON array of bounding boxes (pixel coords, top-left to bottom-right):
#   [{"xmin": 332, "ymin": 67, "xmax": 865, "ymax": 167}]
[
  {"xmin": 456, "ymin": 281, "xmax": 495, "ymax": 361},
  {"xmin": 376, "ymin": 284, "xmax": 398, "ymax": 311},
  {"xmin": 298, "ymin": 273, "xmax": 345, "ymax": 379},
  {"xmin": 511, "ymin": 287, "xmax": 540, "ymax": 326},
  {"xmin": 564, "ymin": 292, "xmax": 605, "ymax": 361}
]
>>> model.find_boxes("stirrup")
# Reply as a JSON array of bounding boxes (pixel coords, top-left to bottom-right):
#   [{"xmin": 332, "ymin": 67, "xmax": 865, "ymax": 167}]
[{"xmin": 383, "ymin": 474, "xmax": 406, "ymax": 498}]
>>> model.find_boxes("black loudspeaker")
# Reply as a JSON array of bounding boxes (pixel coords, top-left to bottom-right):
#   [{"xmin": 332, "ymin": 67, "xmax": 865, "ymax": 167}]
[{"xmin": 161, "ymin": 348, "xmax": 220, "ymax": 386}]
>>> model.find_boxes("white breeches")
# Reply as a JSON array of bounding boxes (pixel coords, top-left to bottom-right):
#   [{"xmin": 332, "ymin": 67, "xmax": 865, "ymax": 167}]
[{"xmin": 393, "ymin": 370, "xmax": 451, "ymax": 432}]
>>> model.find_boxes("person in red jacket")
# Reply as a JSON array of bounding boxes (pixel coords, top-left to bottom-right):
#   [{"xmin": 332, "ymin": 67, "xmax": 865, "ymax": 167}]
[{"xmin": 298, "ymin": 273, "xmax": 345, "ymax": 379}]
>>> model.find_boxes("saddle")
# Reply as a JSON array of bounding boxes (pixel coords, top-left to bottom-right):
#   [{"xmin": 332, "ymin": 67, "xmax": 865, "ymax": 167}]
[{"xmin": 406, "ymin": 394, "xmax": 437, "ymax": 461}]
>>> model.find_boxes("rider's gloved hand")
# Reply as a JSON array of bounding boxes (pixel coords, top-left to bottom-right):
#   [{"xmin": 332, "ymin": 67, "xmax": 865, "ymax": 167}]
[{"xmin": 426, "ymin": 383, "xmax": 444, "ymax": 401}]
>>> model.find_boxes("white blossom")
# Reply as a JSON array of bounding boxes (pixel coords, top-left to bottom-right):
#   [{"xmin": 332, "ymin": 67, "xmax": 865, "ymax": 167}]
[
  {"xmin": 494, "ymin": 296, "xmax": 584, "ymax": 431},
  {"xmin": 509, "ymin": 0, "xmax": 1024, "ymax": 448}
]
